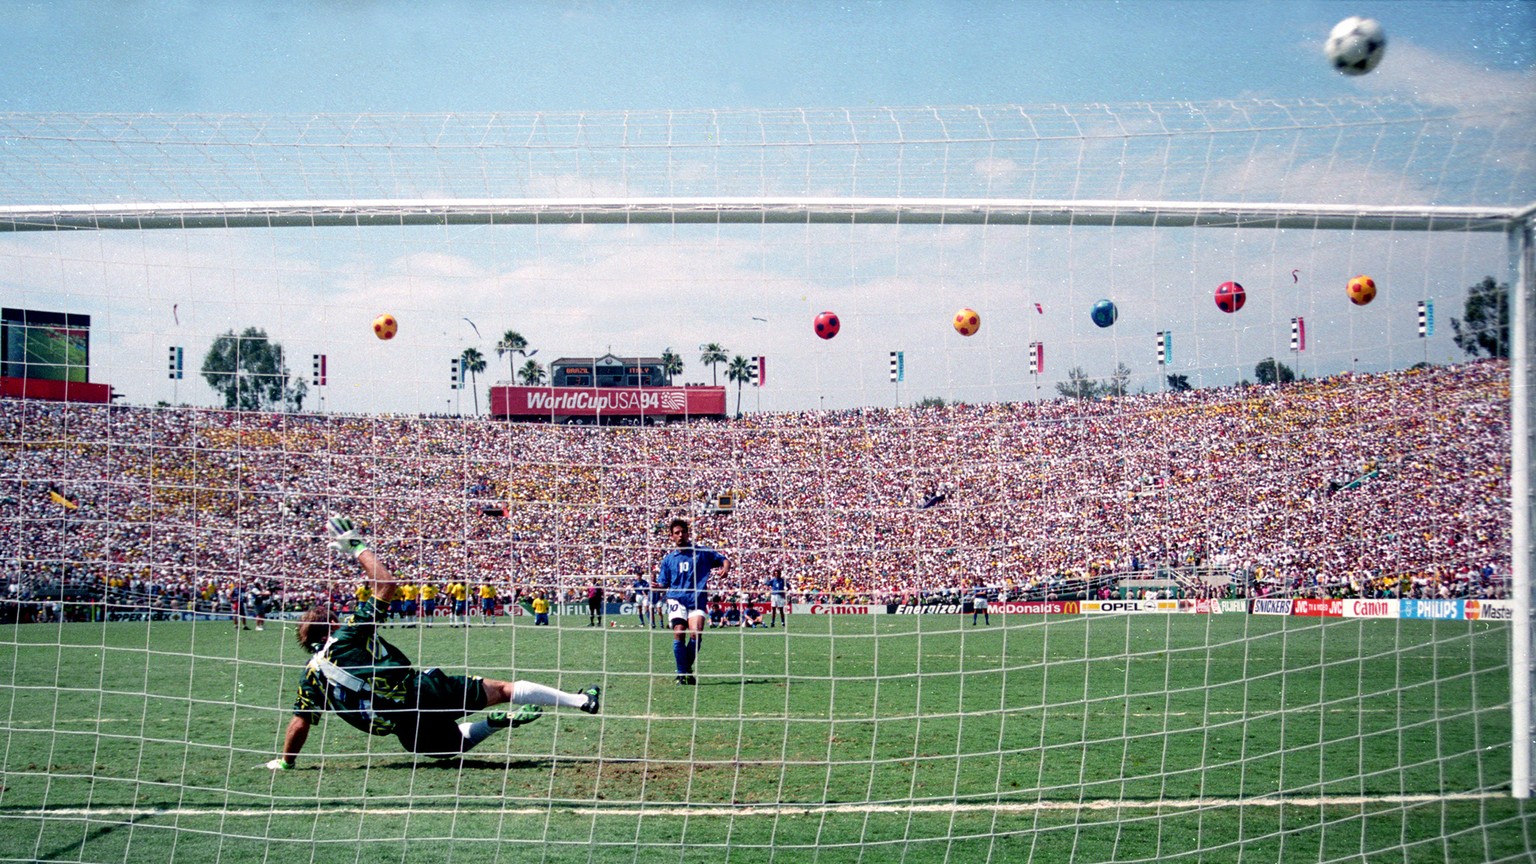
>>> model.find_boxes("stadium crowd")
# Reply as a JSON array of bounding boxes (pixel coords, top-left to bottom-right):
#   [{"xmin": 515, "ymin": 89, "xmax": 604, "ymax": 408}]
[{"xmin": 0, "ymin": 360, "xmax": 1512, "ymax": 619}]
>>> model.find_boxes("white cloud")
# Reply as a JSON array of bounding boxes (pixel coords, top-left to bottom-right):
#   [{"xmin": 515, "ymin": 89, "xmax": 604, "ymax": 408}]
[{"xmin": 1355, "ymin": 42, "xmax": 1536, "ymax": 117}]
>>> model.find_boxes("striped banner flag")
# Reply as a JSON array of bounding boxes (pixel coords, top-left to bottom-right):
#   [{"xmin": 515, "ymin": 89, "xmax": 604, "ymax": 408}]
[
  {"xmin": 1290, "ymin": 317, "xmax": 1306, "ymax": 352},
  {"xmin": 1028, "ymin": 342, "xmax": 1043, "ymax": 375},
  {"xmin": 889, "ymin": 351, "xmax": 904, "ymax": 383},
  {"xmin": 1417, "ymin": 300, "xmax": 1434, "ymax": 337},
  {"xmin": 1156, "ymin": 331, "xmax": 1172, "ymax": 366}
]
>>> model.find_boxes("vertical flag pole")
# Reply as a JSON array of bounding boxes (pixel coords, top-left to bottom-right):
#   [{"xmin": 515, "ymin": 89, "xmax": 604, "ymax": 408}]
[
  {"xmin": 1028, "ymin": 343, "xmax": 1042, "ymax": 400},
  {"xmin": 1156, "ymin": 332, "xmax": 1171, "ymax": 389},
  {"xmin": 752, "ymin": 356, "xmax": 764, "ymax": 414},
  {"xmin": 168, "ymin": 346, "xmax": 183, "ymax": 404},
  {"xmin": 1418, "ymin": 299, "xmax": 1435, "ymax": 366}
]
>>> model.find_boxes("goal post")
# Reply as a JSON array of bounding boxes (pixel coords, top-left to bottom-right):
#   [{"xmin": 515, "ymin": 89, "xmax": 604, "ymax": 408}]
[
  {"xmin": 1511, "ymin": 216, "xmax": 1535, "ymax": 800},
  {"xmin": 0, "ymin": 197, "xmax": 1519, "ymax": 232},
  {"xmin": 1, "ymin": 100, "xmax": 1534, "ymax": 861}
]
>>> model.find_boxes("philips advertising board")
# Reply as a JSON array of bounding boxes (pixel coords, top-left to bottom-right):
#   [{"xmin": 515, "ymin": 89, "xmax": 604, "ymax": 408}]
[{"xmin": 1399, "ymin": 599, "xmax": 1465, "ymax": 620}]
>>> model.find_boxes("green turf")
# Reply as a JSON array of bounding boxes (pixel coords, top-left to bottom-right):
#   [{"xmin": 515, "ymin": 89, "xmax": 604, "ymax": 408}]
[{"xmin": 0, "ymin": 614, "xmax": 1529, "ymax": 863}]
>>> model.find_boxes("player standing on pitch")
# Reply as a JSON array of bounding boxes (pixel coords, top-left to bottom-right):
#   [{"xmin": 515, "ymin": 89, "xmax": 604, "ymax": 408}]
[
  {"xmin": 631, "ymin": 569, "xmax": 650, "ymax": 627},
  {"xmin": 655, "ymin": 517, "xmax": 730, "ymax": 685},
  {"xmin": 263, "ymin": 515, "xmax": 599, "ymax": 769},
  {"xmin": 971, "ymin": 585, "xmax": 990, "ymax": 626},
  {"xmin": 765, "ymin": 567, "xmax": 787, "ymax": 628}
]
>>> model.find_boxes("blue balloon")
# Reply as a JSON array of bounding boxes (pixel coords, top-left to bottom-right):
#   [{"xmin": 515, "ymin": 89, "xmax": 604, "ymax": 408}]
[{"xmin": 1091, "ymin": 299, "xmax": 1118, "ymax": 328}]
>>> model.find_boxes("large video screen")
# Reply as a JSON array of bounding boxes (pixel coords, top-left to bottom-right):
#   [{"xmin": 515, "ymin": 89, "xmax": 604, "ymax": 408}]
[{"xmin": 1, "ymin": 308, "xmax": 90, "ymax": 383}]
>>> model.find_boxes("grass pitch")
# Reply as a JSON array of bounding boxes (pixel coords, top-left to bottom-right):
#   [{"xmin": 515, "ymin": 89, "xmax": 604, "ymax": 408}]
[{"xmin": 0, "ymin": 613, "xmax": 1528, "ymax": 863}]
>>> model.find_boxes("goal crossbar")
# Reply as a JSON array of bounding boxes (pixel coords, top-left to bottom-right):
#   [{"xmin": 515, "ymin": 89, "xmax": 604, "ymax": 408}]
[{"xmin": 0, "ymin": 197, "xmax": 1525, "ymax": 233}]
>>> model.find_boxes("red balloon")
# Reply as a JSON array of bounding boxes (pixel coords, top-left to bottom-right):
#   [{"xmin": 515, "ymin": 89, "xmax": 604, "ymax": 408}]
[
  {"xmin": 1214, "ymin": 281, "xmax": 1246, "ymax": 314},
  {"xmin": 814, "ymin": 311, "xmax": 841, "ymax": 339}
]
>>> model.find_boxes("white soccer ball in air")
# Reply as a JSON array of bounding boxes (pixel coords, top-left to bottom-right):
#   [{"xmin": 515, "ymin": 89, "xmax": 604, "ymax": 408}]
[{"xmin": 1325, "ymin": 16, "xmax": 1387, "ymax": 76}]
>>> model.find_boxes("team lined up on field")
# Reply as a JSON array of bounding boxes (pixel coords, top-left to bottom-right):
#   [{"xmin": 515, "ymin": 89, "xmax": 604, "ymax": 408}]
[{"xmin": 284, "ymin": 573, "xmax": 785, "ymax": 628}]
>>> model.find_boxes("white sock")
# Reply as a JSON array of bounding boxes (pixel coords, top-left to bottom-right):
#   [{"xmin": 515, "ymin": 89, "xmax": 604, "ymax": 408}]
[
  {"xmin": 512, "ymin": 680, "xmax": 587, "ymax": 708},
  {"xmin": 457, "ymin": 718, "xmax": 500, "ymax": 750}
]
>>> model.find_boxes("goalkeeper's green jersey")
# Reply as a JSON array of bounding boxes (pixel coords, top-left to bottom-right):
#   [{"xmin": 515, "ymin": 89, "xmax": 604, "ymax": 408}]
[{"xmin": 293, "ymin": 599, "xmax": 418, "ymax": 736}]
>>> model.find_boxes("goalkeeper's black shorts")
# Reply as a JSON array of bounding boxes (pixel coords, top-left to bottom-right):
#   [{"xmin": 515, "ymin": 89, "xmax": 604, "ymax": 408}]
[{"xmin": 395, "ymin": 668, "xmax": 488, "ymax": 757}]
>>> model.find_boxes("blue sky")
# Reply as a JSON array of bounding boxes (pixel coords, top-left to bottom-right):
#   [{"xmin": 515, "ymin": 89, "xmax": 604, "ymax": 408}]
[
  {"xmin": 1, "ymin": 2, "xmax": 1533, "ymax": 414},
  {"xmin": 5, "ymin": 2, "xmax": 1531, "ymax": 113}
]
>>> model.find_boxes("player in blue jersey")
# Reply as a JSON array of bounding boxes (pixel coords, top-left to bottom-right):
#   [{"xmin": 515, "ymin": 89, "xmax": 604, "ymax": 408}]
[
  {"xmin": 262, "ymin": 515, "xmax": 599, "ymax": 770},
  {"xmin": 655, "ymin": 517, "xmax": 730, "ymax": 685},
  {"xmin": 971, "ymin": 586, "xmax": 990, "ymax": 626},
  {"xmin": 765, "ymin": 567, "xmax": 788, "ymax": 628},
  {"xmin": 631, "ymin": 570, "xmax": 651, "ymax": 627}
]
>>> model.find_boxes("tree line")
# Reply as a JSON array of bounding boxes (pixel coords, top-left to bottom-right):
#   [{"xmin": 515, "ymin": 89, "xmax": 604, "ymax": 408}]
[
  {"xmin": 197, "ymin": 277, "xmax": 1510, "ymax": 412},
  {"xmin": 197, "ymin": 329, "xmax": 762, "ymax": 415}
]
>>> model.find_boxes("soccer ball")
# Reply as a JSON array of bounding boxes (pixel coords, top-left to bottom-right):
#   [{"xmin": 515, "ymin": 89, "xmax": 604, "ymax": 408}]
[
  {"xmin": 1214, "ymin": 282, "xmax": 1246, "ymax": 314},
  {"xmin": 813, "ymin": 311, "xmax": 840, "ymax": 340},
  {"xmin": 1347, "ymin": 275, "xmax": 1377, "ymax": 306},
  {"xmin": 1090, "ymin": 299, "xmax": 1118, "ymax": 328},
  {"xmin": 953, "ymin": 307, "xmax": 980, "ymax": 336},
  {"xmin": 1325, "ymin": 16, "xmax": 1386, "ymax": 76},
  {"xmin": 372, "ymin": 313, "xmax": 398, "ymax": 340}
]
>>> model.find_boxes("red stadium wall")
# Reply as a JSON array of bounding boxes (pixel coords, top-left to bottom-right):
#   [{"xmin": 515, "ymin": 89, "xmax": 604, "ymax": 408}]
[
  {"xmin": 0, "ymin": 376, "xmax": 112, "ymax": 404},
  {"xmin": 491, "ymin": 385, "xmax": 726, "ymax": 420}
]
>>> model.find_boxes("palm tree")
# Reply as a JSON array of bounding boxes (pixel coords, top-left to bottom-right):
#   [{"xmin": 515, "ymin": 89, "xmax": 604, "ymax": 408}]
[
  {"xmin": 700, "ymin": 343, "xmax": 728, "ymax": 385},
  {"xmin": 725, "ymin": 355, "xmax": 753, "ymax": 416},
  {"xmin": 518, "ymin": 358, "xmax": 547, "ymax": 385},
  {"xmin": 660, "ymin": 347, "xmax": 684, "ymax": 386},
  {"xmin": 460, "ymin": 347, "xmax": 487, "ymax": 416},
  {"xmin": 496, "ymin": 330, "xmax": 530, "ymax": 383}
]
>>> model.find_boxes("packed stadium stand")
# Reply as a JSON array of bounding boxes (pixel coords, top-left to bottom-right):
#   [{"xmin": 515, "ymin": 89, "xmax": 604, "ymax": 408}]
[{"xmin": 2, "ymin": 360, "xmax": 1510, "ymax": 620}]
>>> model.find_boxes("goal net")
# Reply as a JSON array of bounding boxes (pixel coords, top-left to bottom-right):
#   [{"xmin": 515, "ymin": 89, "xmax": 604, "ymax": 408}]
[{"xmin": 0, "ymin": 100, "xmax": 1532, "ymax": 863}]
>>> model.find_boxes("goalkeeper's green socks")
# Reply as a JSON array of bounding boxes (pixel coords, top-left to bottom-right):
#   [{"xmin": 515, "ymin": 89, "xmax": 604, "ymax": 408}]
[{"xmin": 459, "ymin": 705, "xmax": 542, "ymax": 749}]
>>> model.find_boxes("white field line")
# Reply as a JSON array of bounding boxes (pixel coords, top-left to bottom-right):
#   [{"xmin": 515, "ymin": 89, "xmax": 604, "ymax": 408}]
[
  {"xmin": 1, "ymin": 707, "xmax": 1416, "ymax": 728},
  {"xmin": 17, "ymin": 792, "xmax": 1505, "ymax": 820}
]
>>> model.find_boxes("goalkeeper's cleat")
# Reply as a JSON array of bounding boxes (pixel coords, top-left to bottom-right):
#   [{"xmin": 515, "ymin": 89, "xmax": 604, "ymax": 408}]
[
  {"xmin": 579, "ymin": 685, "xmax": 601, "ymax": 714},
  {"xmin": 488, "ymin": 704, "xmax": 544, "ymax": 729}
]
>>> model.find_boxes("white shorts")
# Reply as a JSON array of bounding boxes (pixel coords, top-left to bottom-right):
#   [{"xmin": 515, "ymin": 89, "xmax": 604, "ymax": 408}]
[
  {"xmin": 770, "ymin": 594, "xmax": 786, "ymax": 609},
  {"xmin": 666, "ymin": 598, "xmax": 707, "ymax": 624}
]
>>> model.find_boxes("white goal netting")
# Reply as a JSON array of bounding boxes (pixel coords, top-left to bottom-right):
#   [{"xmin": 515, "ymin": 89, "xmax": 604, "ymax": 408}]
[{"xmin": 0, "ymin": 100, "xmax": 1532, "ymax": 863}]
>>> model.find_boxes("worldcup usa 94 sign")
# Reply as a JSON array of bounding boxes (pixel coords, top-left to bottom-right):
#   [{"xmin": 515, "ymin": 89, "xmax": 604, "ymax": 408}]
[{"xmin": 491, "ymin": 385, "xmax": 726, "ymax": 418}]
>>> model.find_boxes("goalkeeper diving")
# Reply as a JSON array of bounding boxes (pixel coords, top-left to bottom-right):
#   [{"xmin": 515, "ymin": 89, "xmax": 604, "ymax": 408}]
[{"xmin": 262, "ymin": 515, "xmax": 600, "ymax": 770}]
